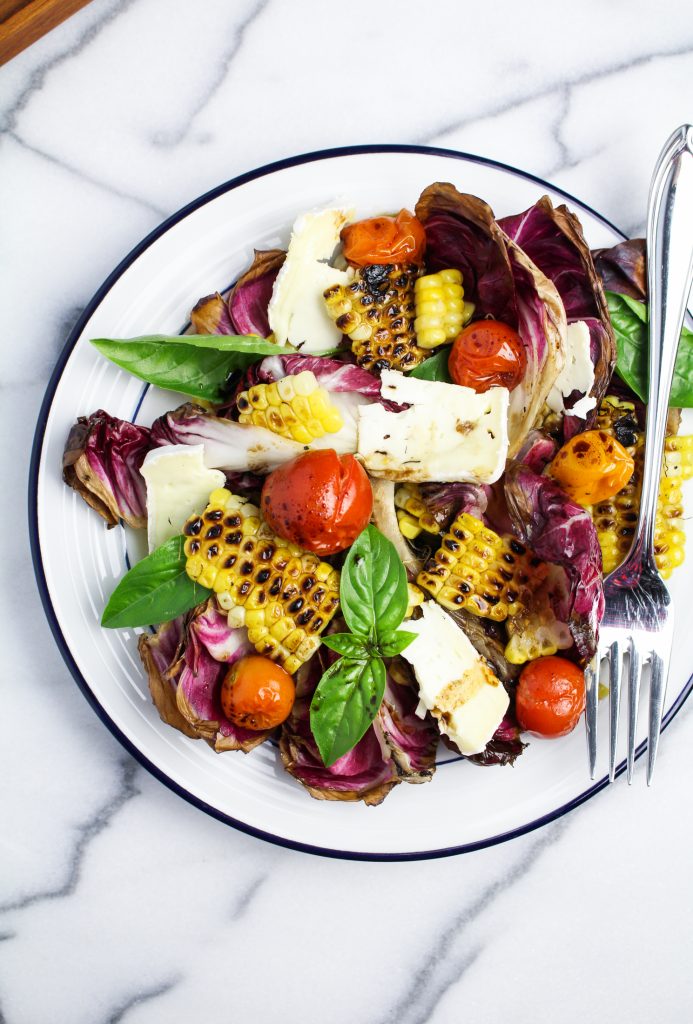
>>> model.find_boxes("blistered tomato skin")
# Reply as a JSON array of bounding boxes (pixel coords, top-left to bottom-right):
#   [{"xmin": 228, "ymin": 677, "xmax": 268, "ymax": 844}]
[
  {"xmin": 221, "ymin": 656, "xmax": 295, "ymax": 730},
  {"xmin": 549, "ymin": 430, "xmax": 635, "ymax": 506},
  {"xmin": 448, "ymin": 320, "xmax": 527, "ymax": 393},
  {"xmin": 516, "ymin": 656, "xmax": 586, "ymax": 738},
  {"xmin": 261, "ymin": 450, "xmax": 373, "ymax": 556},
  {"xmin": 341, "ymin": 209, "xmax": 426, "ymax": 267}
]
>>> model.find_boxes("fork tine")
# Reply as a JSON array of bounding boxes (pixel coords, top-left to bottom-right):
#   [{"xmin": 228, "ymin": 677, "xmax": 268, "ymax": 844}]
[
  {"xmin": 626, "ymin": 640, "xmax": 642, "ymax": 784},
  {"xmin": 608, "ymin": 639, "xmax": 623, "ymax": 782},
  {"xmin": 647, "ymin": 649, "xmax": 670, "ymax": 785},
  {"xmin": 584, "ymin": 654, "xmax": 599, "ymax": 779}
]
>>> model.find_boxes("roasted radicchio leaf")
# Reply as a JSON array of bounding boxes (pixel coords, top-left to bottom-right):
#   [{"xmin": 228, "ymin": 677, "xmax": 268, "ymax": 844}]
[
  {"xmin": 232, "ymin": 352, "xmax": 389, "ymax": 406},
  {"xmin": 138, "ymin": 617, "xmax": 199, "ymax": 738},
  {"xmin": 504, "ymin": 464, "xmax": 604, "ymax": 662},
  {"xmin": 228, "ymin": 249, "xmax": 286, "ymax": 337},
  {"xmin": 191, "ymin": 292, "xmax": 235, "ymax": 335},
  {"xmin": 499, "ymin": 197, "xmax": 616, "ymax": 437},
  {"xmin": 62, "ymin": 410, "xmax": 151, "ymax": 528},
  {"xmin": 418, "ymin": 481, "xmax": 489, "ymax": 531},
  {"xmin": 592, "ymin": 238, "xmax": 646, "ymax": 301},
  {"xmin": 466, "ymin": 713, "xmax": 527, "ymax": 766}
]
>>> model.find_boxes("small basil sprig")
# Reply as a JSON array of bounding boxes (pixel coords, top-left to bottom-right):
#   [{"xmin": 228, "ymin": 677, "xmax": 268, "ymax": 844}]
[
  {"xmin": 607, "ymin": 291, "xmax": 693, "ymax": 407},
  {"xmin": 101, "ymin": 536, "xmax": 210, "ymax": 628},
  {"xmin": 91, "ymin": 334, "xmax": 291, "ymax": 402},
  {"xmin": 310, "ymin": 526, "xmax": 415, "ymax": 767},
  {"xmin": 409, "ymin": 345, "xmax": 453, "ymax": 383}
]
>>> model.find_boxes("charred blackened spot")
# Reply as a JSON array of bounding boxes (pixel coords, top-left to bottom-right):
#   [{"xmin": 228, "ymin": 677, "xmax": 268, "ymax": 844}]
[
  {"xmin": 456, "ymin": 420, "xmax": 475, "ymax": 435},
  {"xmin": 184, "ymin": 517, "xmax": 203, "ymax": 537}
]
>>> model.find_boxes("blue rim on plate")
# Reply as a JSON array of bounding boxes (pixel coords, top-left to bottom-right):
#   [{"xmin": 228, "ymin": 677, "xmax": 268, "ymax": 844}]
[{"xmin": 27, "ymin": 144, "xmax": 693, "ymax": 861}]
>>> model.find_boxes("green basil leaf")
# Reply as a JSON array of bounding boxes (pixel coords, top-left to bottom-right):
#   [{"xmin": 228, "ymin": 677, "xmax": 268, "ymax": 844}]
[
  {"xmin": 378, "ymin": 630, "xmax": 417, "ymax": 657},
  {"xmin": 101, "ymin": 536, "xmax": 211, "ymax": 628},
  {"xmin": 91, "ymin": 335, "xmax": 288, "ymax": 402},
  {"xmin": 321, "ymin": 633, "xmax": 370, "ymax": 658},
  {"xmin": 606, "ymin": 291, "xmax": 693, "ymax": 407},
  {"xmin": 310, "ymin": 657, "xmax": 386, "ymax": 767},
  {"xmin": 409, "ymin": 346, "xmax": 453, "ymax": 382},
  {"xmin": 340, "ymin": 525, "xmax": 409, "ymax": 641}
]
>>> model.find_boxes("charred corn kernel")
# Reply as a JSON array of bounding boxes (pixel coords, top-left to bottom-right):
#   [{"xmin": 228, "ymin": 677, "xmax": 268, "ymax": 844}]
[
  {"xmin": 504, "ymin": 589, "xmax": 573, "ymax": 664},
  {"xmin": 417, "ymin": 512, "xmax": 548, "ymax": 622},
  {"xmin": 414, "ymin": 269, "xmax": 472, "ymax": 349},
  {"xmin": 236, "ymin": 371, "xmax": 343, "ymax": 444},
  {"xmin": 587, "ymin": 396, "xmax": 693, "ymax": 579},
  {"xmin": 395, "ymin": 484, "xmax": 442, "ymax": 539},
  {"xmin": 406, "ymin": 583, "xmax": 424, "ymax": 618},
  {"xmin": 183, "ymin": 489, "xmax": 340, "ymax": 672},
  {"xmin": 323, "ymin": 263, "xmax": 426, "ymax": 372}
]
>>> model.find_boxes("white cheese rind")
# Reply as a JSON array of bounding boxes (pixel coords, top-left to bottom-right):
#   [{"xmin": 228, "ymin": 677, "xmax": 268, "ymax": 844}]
[
  {"xmin": 402, "ymin": 602, "xmax": 509, "ymax": 755},
  {"xmin": 268, "ymin": 206, "xmax": 354, "ymax": 352},
  {"xmin": 357, "ymin": 371, "xmax": 510, "ymax": 483},
  {"xmin": 141, "ymin": 444, "xmax": 225, "ymax": 552},
  {"xmin": 547, "ymin": 319, "xmax": 596, "ymax": 419}
]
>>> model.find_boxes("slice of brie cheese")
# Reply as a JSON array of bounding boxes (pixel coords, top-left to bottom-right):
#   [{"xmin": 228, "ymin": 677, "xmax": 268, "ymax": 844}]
[
  {"xmin": 268, "ymin": 206, "xmax": 354, "ymax": 352},
  {"xmin": 547, "ymin": 319, "xmax": 596, "ymax": 419},
  {"xmin": 401, "ymin": 601, "xmax": 509, "ymax": 756},
  {"xmin": 357, "ymin": 371, "xmax": 510, "ymax": 483},
  {"xmin": 141, "ymin": 444, "xmax": 225, "ymax": 552}
]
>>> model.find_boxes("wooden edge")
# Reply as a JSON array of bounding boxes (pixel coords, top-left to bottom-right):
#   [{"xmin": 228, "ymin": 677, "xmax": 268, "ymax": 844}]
[{"xmin": 0, "ymin": 0, "xmax": 93, "ymax": 66}]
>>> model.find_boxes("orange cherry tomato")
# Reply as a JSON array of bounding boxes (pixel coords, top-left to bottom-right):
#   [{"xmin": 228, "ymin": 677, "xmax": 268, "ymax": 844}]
[
  {"xmin": 220, "ymin": 655, "xmax": 295, "ymax": 730},
  {"xmin": 448, "ymin": 319, "xmax": 527, "ymax": 393},
  {"xmin": 341, "ymin": 209, "xmax": 426, "ymax": 267},
  {"xmin": 516, "ymin": 655, "xmax": 586, "ymax": 738},
  {"xmin": 261, "ymin": 450, "xmax": 373, "ymax": 556},
  {"xmin": 549, "ymin": 430, "xmax": 634, "ymax": 506}
]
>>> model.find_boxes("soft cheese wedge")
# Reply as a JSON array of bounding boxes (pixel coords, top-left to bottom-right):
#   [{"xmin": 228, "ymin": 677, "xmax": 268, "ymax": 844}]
[
  {"xmin": 402, "ymin": 601, "xmax": 509, "ymax": 755},
  {"xmin": 547, "ymin": 319, "xmax": 596, "ymax": 420},
  {"xmin": 268, "ymin": 206, "xmax": 354, "ymax": 352},
  {"xmin": 141, "ymin": 444, "xmax": 225, "ymax": 552},
  {"xmin": 357, "ymin": 371, "xmax": 510, "ymax": 483}
]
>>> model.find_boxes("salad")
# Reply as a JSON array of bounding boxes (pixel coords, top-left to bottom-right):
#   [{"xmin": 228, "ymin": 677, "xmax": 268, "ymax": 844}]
[{"xmin": 62, "ymin": 182, "xmax": 693, "ymax": 806}]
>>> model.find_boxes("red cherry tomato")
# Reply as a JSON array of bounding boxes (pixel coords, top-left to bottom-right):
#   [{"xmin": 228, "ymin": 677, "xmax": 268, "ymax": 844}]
[
  {"xmin": 448, "ymin": 319, "xmax": 527, "ymax": 392},
  {"xmin": 220, "ymin": 655, "xmax": 295, "ymax": 730},
  {"xmin": 261, "ymin": 450, "xmax": 373, "ymax": 556},
  {"xmin": 341, "ymin": 209, "xmax": 426, "ymax": 266},
  {"xmin": 516, "ymin": 655, "xmax": 586, "ymax": 738}
]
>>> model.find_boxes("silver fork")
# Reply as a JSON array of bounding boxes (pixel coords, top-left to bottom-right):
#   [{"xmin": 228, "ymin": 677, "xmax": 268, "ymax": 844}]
[{"xmin": 585, "ymin": 125, "xmax": 693, "ymax": 785}]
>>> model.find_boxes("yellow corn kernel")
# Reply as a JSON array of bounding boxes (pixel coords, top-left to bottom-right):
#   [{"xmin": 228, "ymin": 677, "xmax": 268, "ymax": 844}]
[
  {"xmin": 394, "ymin": 484, "xmax": 441, "ymax": 539},
  {"xmin": 236, "ymin": 371, "xmax": 343, "ymax": 443},
  {"xmin": 414, "ymin": 268, "xmax": 472, "ymax": 349}
]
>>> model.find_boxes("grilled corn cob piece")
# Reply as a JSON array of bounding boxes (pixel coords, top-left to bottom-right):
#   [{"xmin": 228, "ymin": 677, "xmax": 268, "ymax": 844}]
[
  {"xmin": 504, "ymin": 587, "xmax": 573, "ymax": 664},
  {"xmin": 406, "ymin": 583, "xmax": 424, "ymax": 618},
  {"xmin": 395, "ymin": 484, "xmax": 441, "ymax": 540},
  {"xmin": 183, "ymin": 489, "xmax": 340, "ymax": 673},
  {"xmin": 587, "ymin": 396, "xmax": 693, "ymax": 579},
  {"xmin": 236, "ymin": 370, "xmax": 344, "ymax": 444},
  {"xmin": 323, "ymin": 263, "xmax": 426, "ymax": 372},
  {"xmin": 417, "ymin": 512, "xmax": 547, "ymax": 622},
  {"xmin": 413, "ymin": 269, "xmax": 474, "ymax": 349}
]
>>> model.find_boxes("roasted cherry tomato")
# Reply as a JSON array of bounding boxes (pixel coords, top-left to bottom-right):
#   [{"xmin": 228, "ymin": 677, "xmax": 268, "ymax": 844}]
[
  {"xmin": 341, "ymin": 209, "xmax": 426, "ymax": 267},
  {"xmin": 549, "ymin": 430, "xmax": 634, "ymax": 506},
  {"xmin": 261, "ymin": 449, "xmax": 373, "ymax": 556},
  {"xmin": 516, "ymin": 655, "xmax": 586, "ymax": 738},
  {"xmin": 448, "ymin": 319, "xmax": 527, "ymax": 392},
  {"xmin": 221, "ymin": 655, "xmax": 295, "ymax": 730}
]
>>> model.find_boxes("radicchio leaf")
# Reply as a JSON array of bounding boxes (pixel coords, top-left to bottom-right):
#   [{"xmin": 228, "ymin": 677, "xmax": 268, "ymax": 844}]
[
  {"xmin": 504, "ymin": 464, "xmax": 604, "ymax": 662},
  {"xmin": 62, "ymin": 410, "xmax": 151, "ymax": 528},
  {"xmin": 191, "ymin": 293, "xmax": 235, "ymax": 335},
  {"xmin": 228, "ymin": 249, "xmax": 286, "ymax": 336},
  {"xmin": 446, "ymin": 608, "xmax": 520, "ymax": 684},
  {"xmin": 418, "ymin": 481, "xmax": 489, "ymax": 531},
  {"xmin": 466, "ymin": 713, "xmax": 527, "ymax": 766},
  {"xmin": 514, "ymin": 430, "xmax": 558, "ymax": 474},
  {"xmin": 379, "ymin": 660, "xmax": 439, "ymax": 781},
  {"xmin": 592, "ymin": 238, "xmax": 646, "ymax": 300},
  {"xmin": 138, "ymin": 617, "xmax": 198, "ymax": 738},
  {"xmin": 232, "ymin": 352, "xmax": 390, "ymax": 406}
]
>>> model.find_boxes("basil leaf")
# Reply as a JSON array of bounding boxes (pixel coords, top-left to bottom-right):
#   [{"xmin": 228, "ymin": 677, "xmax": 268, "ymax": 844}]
[
  {"xmin": 91, "ymin": 335, "xmax": 288, "ymax": 402},
  {"xmin": 101, "ymin": 536, "xmax": 211, "ymax": 628},
  {"xmin": 310, "ymin": 657, "xmax": 386, "ymax": 767},
  {"xmin": 606, "ymin": 291, "xmax": 693, "ymax": 407},
  {"xmin": 409, "ymin": 346, "xmax": 453, "ymax": 383},
  {"xmin": 378, "ymin": 630, "xmax": 417, "ymax": 657},
  {"xmin": 321, "ymin": 633, "xmax": 370, "ymax": 658},
  {"xmin": 340, "ymin": 525, "xmax": 409, "ymax": 641}
]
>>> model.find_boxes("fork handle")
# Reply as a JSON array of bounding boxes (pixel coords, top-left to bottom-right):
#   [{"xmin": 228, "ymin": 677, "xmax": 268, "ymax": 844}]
[{"xmin": 636, "ymin": 126, "xmax": 693, "ymax": 562}]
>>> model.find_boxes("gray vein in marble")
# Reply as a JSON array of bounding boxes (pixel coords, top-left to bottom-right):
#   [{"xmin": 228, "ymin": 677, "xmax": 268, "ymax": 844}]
[
  {"xmin": 0, "ymin": 758, "xmax": 139, "ymax": 915},
  {"xmin": 3, "ymin": 132, "xmax": 167, "ymax": 219},
  {"xmin": 0, "ymin": 933, "xmax": 14, "ymax": 943},
  {"xmin": 230, "ymin": 873, "xmax": 267, "ymax": 921},
  {"xmin": 419, "ymin": 38, "xmax": 693, "ymax": 146},
  {"xmin": 101, "ymin": 980, "xmax": 179, "ymax": 1024},
  {"xmin": 376, "ymin": 818, "xmax": 569, "ymax": 1024},
  {"xmin": 151, "ymin": 0, "xmax": 272, "ymax": 148},
  {"xmin": 0, "ymin": 0, "xmax": 137, "ymax": 133}
]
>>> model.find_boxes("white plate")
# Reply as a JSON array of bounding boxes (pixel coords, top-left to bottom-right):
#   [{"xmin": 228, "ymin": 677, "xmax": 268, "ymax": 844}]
[{"xmin": 29, "ymin": 146, "xmax": 693, "ymax": 860}]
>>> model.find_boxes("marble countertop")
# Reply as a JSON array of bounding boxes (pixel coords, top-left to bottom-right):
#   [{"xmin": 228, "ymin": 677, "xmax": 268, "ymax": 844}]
[{"xmin": 3, "ymin": 1, "xmax": 693, "ymax": 1020}]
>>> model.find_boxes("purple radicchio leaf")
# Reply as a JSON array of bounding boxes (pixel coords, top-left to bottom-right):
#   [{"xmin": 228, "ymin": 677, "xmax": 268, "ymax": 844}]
[
  {"xmin": 504, "ymin": 463, "xmax": 604, "ymax": 662},
  {"xmin": 231, "ymin": 352, "xmax": 397, "ymax": 409},
  {"xmin": 175, "ymin": 600, "xmax": 271, "ymax": 753},
  {"xmin": 190, "ymin": 292, "xmax": 235, "ymax": 335},
  {"xmin": 465, "ymin": 712, "xmax": 527, "ymax": 766},
  {"xmin": 514, "ymin": 429, "xmax": 558, "ymax": 474},
  {"xmin": 418, "ymin": 481, "xmax": 489, "ymax": 531},
  {"xmin": 228, "ymin": 249, "xmax": 286, "ymax": 336},
  {"xmin": 379, "ymin": 660, "xmax": 439, "ymax": 781},
  {"xmin": 591, "ymin": 238, "xmax": 646, "ymax": 301},
  {"xmin": 279, "ymin": 648, "xmax": 400, "ymax": 806},
  {"xmin": 138, "ymin": 617, "xmax": 199, "ymax": 738},
  {"xmin": 63, "ymin": 410, "xmax": 152, "ymax": 528}
]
